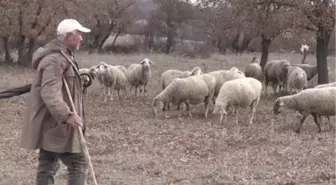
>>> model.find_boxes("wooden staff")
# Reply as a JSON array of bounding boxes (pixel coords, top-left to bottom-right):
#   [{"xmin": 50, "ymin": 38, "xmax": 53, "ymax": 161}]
[{"xmin": 62, "ymin": 77, "xmax": 98, "ymax": 185}]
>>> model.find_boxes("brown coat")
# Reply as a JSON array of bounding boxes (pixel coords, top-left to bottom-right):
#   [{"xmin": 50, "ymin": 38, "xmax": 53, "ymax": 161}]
[{"xmin": 20, "ymin": 39, "xmax": 84, "ymax": 153}]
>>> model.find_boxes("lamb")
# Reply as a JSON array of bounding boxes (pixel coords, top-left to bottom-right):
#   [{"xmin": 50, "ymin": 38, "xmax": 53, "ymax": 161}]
[
  {"xmin": 291, "ymin": 63, "xmax": 317, "ymax": 81},
  {"xmin": 286, "ymin": 66, "xmax": 308, "ymax": 94},
  {"xmin": 206, "ymin": 67, "xmax": 246, "ymax": 103},
  {"xmin": 97, "ymin": 63, "xmax": 127, "ymax": 102},
  {"xmin": 160, "ymin": 66, "xmax": 203, "ymax": 110},
  {"xmin": 273, "ymin": 87, "xmax": 336, "ymax": 133},
  {"xmin": 212, "ymin": 77, "xmax": 262, "ymax": 125},
  {"xmin": 127, "ymin": 58, "xmax": 152, "ymax": 97},
  {"xmin": 244, "ymin": 57, "xmax": 262, "ymax": 80},
  {"xmin": 152, "ymin": 73, "xmax": 216, "ymax": 118},
  {"xmin": 264, "ymin": 59, "xmax": 291, "ymax": 95}
]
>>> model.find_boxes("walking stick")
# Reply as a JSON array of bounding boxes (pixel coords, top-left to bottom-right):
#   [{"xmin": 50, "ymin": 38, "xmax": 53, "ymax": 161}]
[{"xmin": 62, "ymin": 77, "xmax": 98, "ymax": 185}]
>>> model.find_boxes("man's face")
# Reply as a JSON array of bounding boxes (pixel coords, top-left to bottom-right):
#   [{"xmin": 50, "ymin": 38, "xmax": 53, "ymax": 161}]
[{"xmin": 66, "ymin": 30, "xmax": 83, "ymax": 51}]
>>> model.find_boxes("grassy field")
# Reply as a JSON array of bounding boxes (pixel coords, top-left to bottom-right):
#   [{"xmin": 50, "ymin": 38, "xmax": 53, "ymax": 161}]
[{"xmin": 0, "ymin": 52, "xmax": 335, "ymax": 185}]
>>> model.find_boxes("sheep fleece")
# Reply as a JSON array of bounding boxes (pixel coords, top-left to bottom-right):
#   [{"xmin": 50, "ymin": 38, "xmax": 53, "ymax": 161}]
[{"xmin": 216, "ymin": 77, "xmax": 262, "ymax": 109}]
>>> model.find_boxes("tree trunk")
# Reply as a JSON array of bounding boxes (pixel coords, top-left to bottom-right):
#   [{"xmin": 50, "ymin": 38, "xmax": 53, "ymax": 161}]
[
  {"xmin": 27, "ymin": 38, "xmax": 36, "ymax": 66},
  {"xmin": 17, "ymin": 35, "xmax": 26, "ymax": 65},
  {"xmin": 96, "ymin": 23, "xmax": 115, "ymax": 52},
  {"xmin": 260, "ymin": 35, "xmax": 271, "ymax": 70},
  {"xmin": 2, "ymin": 36, "xmax": 12, "ymax": 64},
  {"xmin": 165, "ymin": 27, "xmax": 174, "ymax": 54},
  {"xmin": 111, "ymin": 29, "xmax": 122, "ymax": 47},
  {"xmin": 240, "ymin": 36, "xmax": 252, "ymax": 53},
  {"xmin": 316, "ymin": 27, "xmax": 331, "ymax": 84}
]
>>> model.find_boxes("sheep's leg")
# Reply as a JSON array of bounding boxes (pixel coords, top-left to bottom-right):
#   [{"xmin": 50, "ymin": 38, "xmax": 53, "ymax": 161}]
[
  {"xmin": 104, "ymin": 86, "xmax": 109, "ymax": 103},
  {"xmin": 295, "ymin": 114, "xmax": 308, "ymax": 133},
  {"xmin": 185, "ymin": 101, "xmax": 192, "ymax": 117},
  {"xmin": 204, "ymin": 102, "xmax": 209, "ymax": 119},
  {"xmin": 312, "ymin": 113, "xmax": 322, "ymax": 133},
  {"xmin": 234, "ymin": 107, "xmax": 239, "ymax": 125},
  {"xmin": 110, "ymin": 87, "xmax": 114, "ymax": 101},
  {"xmin": 144, "ymin": 84, "xmax": 148, "ymax": 96},
  {"xmin": 219, "ymin": 113, "xmax": 223, "ymax": 125},
  {"xmin": 249, "ymin": 99, "xmax": 258, "ymax": 125}
]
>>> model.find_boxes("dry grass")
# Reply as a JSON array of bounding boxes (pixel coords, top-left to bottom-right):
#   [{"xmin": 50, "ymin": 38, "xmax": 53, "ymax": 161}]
[{"xmin": 0, "ymin": 52, "xmax": 335, "ymax": 185}]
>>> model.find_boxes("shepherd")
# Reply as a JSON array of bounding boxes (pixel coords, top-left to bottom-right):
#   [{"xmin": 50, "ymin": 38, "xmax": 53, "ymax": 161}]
[{"xmin": 19, "ymin": 18, "xmax": 91, "ymax": 185}]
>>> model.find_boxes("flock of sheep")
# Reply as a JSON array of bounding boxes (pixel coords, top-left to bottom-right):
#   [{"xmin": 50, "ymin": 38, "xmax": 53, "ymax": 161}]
[{"xmin": 79, "ymin": 54, "xmax": 335, "ymax": 134}]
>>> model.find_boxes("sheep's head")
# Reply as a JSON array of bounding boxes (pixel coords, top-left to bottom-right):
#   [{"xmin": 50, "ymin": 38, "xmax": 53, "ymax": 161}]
[
  {"xmin": 190, "ymin": 66, "xmax": 203, "ymax": 76},
  {"xmin": 140, "ymin": 58, "xmax": 152, "ymax": 71},
  {"xmin": 89, "ymin": 65, "xmax": 101, "ymax": 79},
  {"xmin": 280, "ymin": 63, "xmax": 291, "ymax": 75},
  {"xmin": 212, "ymin": 102, "xmax": 227, "ymax": 116},
  {"xmin": 152, "ymin": 98, "xmax": 163, "ymax": 116},
  {"xmin": 98, "ymin": 63, "xmax": 110, "ymax": 74},
  {"xmin": 273, "ymin": 98, "xmax": 284, "ymax": 115}
]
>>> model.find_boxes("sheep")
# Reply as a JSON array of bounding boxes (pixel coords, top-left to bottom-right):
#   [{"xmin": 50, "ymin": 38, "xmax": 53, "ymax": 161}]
[
  {"xmin": 286, "ymin": 66, "xmax": 308, "ymax": 94},
  {"xmin": 206, "ymin": 67, "xmax": 246, "ymax": 103},
  {"xmin": 212, "ymin": 77, "xmax": 262, "ymax": 125},
  {"xmin": 244, "ymin": 57, "xmax": 262, "ymax": 80},
  {"xmin": 273, "ymin": 87, "xmax": 336, "ymax": 133},
  {"xmin": 264, "ymin": 59, "xmax": 291, "ymax": 95},
  {"xmin": 291, "ymin": 63, "xmax": 317, "ymax": 81},
  {"xmin": 127, "ymin": 58, "xmax": 152, "ymax": 97},
  {"xmin": 160, "ymin": 66, "xmax": 203, "ymax": 110},
  {"xmin": 152, "ymin": 73, "xmax": 216, "ymax": 118},
  {"xmin": 97, "ymin": 63, "xmax": 127, "ymax": 102}
]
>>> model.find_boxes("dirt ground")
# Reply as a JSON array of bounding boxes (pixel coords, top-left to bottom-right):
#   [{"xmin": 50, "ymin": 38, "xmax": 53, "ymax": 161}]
[{"xmin": 0, "ymin": 52, "xmax": 335, "ymax": 185}]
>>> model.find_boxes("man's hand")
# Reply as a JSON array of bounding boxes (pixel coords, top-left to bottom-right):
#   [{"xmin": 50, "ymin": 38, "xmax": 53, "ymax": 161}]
[{"xmin": 65, "ymin": 114, "xmax": 83, "ymax": 128}]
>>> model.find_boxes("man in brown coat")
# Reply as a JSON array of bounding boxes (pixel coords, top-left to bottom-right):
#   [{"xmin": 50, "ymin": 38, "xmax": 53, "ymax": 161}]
[{"xmin": 20, "ymin": 19, "xmax": 91, "ymax": 185}]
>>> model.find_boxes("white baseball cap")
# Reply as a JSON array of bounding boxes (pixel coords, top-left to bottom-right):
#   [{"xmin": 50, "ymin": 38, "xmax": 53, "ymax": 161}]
[{"xmin": 56, "ymin": 19, "xmax": 91, "ymax": 35}]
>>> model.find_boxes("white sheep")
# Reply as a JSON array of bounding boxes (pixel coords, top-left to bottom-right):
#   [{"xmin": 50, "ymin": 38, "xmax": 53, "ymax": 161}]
[
  {"xmin": 212, "ymin": 77, "xmax": 262, "ymax": 125},
  {"xmin": 315, "ymin": 81, "xmax": 336, "ymax": 88},
  {"xmin": 152, "ymin": 73, "xmax": 216, "ymax": 118},
  {"xmin": 273, "ymin": 87, "xmax": 336, "ymax": 133},
  {"xmin": 127, "ymin": 58, "xmax": 152, "ymax": 97},
  {"xmin": 160, "ymin": 66, "xmax": 203, "ymax": 110},
  {"xmin": 291, "ymin": 63, "xmax": 317, "ymax": 81},
  {"xmin": 264, "ymin": 59, "xmax": 291, "ymax": 95},
  {"xmin": 244, "ymin": 57, "xmax": 262, "ymax": 80},
  {"xmin": 98, "ymin": 63, "xmax": 127, "ymax": 102},
  {"xmin": 286, "ymin": 66, "xmax": 308, "ymax": 94},
  {"xmin": 206, "ymin": 67, "xmax": 246, "ymax": 103}
]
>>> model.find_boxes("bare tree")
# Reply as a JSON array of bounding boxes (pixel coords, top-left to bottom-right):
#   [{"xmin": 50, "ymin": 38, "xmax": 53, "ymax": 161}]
[
  {"xmin": 228, "ymin": 0, "xmax": 295, "ymax": 69},
  {"xmin": 83, "ymin": 0, "xmax": 135, "ymax": 53},
  {"xmin": 153, "ymin": 0, "xmax": 194, "ymax": 54}
]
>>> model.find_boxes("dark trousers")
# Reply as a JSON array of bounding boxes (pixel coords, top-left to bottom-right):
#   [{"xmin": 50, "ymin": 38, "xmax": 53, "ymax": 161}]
[{"xmin": 36, "ymin": 148, "xmax": 88, "ymax": 185}]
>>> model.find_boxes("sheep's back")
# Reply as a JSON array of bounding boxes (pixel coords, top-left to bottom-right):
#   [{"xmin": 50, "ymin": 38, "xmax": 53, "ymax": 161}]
[
  {"xmin": 245, "ymin": 63, "xmax": 262, "ymax": 79},
  {"xmin": 171, "ymin": 76, "xmax": 209, "ymax": 104},
  {"xmin": 295, "ymin": 87, "xmax": 336, "ymax": 115},
  {"xmin": 220, "ymin": 78, "xmax": 261, "ymax": 107},
  {"xmin": 161, "ymin": 69, "xmax": 191, "ymax": 89},
  {"xmin": 208, "ymin": 70, "xmax": 245, "ymax": 96}
]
